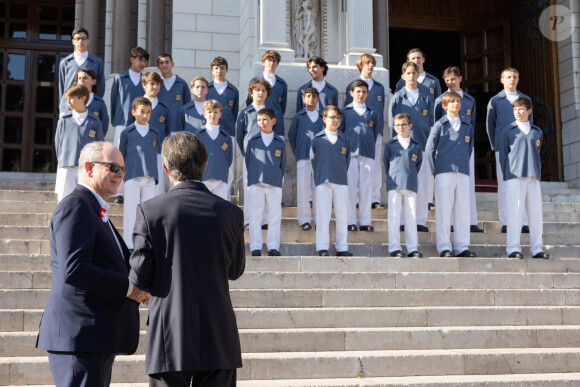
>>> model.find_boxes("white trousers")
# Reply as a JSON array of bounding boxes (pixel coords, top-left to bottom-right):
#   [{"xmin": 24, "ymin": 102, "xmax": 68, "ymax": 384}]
[
  {"xmin": 248, "ymin": 184, "xmax": 282, "ymax": 251},
  {"xmin": 227, "ymin": 137, "xmax": 235, "ymax": 201},
  {"xmin": 435, "ymin": 173, "xmax": 470, "ymax": 253},
  {"xmin": 113, "ymin": 125, "xmax": 126, "ymax": 196},
  {"xmin": 204, "ymin": 179, "xmax": 229, "ymax": 200},
  {"xmin": 156, "ymin": 154, "xmax": 166, "ymax": 196},
  {"xmin": 347, "ymin": 156, "xmax": 373, "ymax": 226},
  {"xmin": 55, "ymin": 167, "xmax": 78, "ymax": 202},
  {"xmin": 372, "ymin": 134, "xmax": 383, "ymax": 203},
  {"xmin": 316, "ymin": 183, "xmax": 348, "ymax": 251},
  {"xmin": 496, "ymin": 152, "xmax": 527, "ymax": 226},
  {"xmin": 506, "ymin": 178, "xmax": 544, "ymax": 255},
  {"xmin": 451, "ymin": 152, "xmax": 478, "ymax": 226},
  {"xmin": 416, "ymin": 151, "xmax": 430, "ymax": 226},
  {"xmin": 427, "ymin": 170, "xmax": 434, "ymax": 205},
  {"xmin": 123, "ymin": 176, "xmax": 156, "ymax": 249},
  {"xmin": 388, "ymin": 189, "xmax": 418, "ymax": 253},
  {"xmin": 296, "ymin": 159, "xmax": 316, "ymax": 225}
]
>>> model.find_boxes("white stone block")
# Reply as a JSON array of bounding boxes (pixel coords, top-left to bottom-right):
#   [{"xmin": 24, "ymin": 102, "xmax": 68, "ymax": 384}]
[
  {"xmin": 172, "ymin": 13, "xmax": 196, "ymax": 31},
  {"xmin": 196, "ymin": 51, "xmax": 239, "ymax": 69},
  {"xmin": 212, "ymin": 33, "xmax": 241, "ymax": 51},
  {"xmin": 212, "ymin": 0, "xmax": 240, "ymax": 17},
  {"xmin": 568, "ymin": 139, "xmax": 580, "ymax": 162},
  {"xmin": 173, "ymin": 31, "xmax": 212, "ymax": 50},
  {"xmin": 173, "ymin": 0, "xmax": 211, "ymax": 14},
  {"xmin": 197, "ymin": 15, "xmax": 239, "ymax": 34},
  {"xmin": 564, "ymin": 163, "xmax": 578, "ymax": 180}
]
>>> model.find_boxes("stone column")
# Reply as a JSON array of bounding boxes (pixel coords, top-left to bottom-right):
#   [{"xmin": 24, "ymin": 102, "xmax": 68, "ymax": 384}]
[
  {"xmin": 111, "ymin": 0, "xmax": 132, "ymax": 74},
  {"xmin": 146, "ymin": 0, "xmax": 166, "ymax": 62},
  {"xmin": 373, "ymin": 0, "xmax": 388, "ymax": 67},
  {"xmin": 258, "ymin": 0, "xmax": 294, "ymax": 62},
  {"xmin": 80, "ymin": 0, "xmax": 99, "ymax": 42},
  {"xmin": 342, "ymin": 0, "xmax": 380, "ymax": 66}
]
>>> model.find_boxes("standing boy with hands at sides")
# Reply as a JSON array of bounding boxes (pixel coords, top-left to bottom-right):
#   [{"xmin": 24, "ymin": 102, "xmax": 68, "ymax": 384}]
[
  {"xmin": 311, "ymin": 105, "xmax": 353, "ymax": 257},
  {"xmin": 288, "ymin": 86, "xmax": 324, "ymax": 231},
  {"xmin": 395, "ymin": 48, "xmax": 441, "ymax": 99},
  {"xmin": 179, "ymin": 76, "xmax": 209, "ymax": 135},
  {"xmin": 296, "ymin": 56, "xmax": 338, "ymax": 113},
  {"xmin": 434, "ymin": 66, "xmax": 483, "ymax": 233},
  {"xmin": 498, "ymin": 97, "xmax": 550, "ymax": 259},
  {"xmin": 426, "ymin": 92, "xmax": 476, "ymax": 258},
  {"xmin": 384, "ymin": 113, "xmax": 423, "ymax": 258},
  {"xmin": 119, "ymin": 97, "xmax": 159, "ymax": 250},
  {"xmin": 245, "ymin": 108, "xmax": 286, "ymax": 257},
  {"xmin": 156, "ymin": 53, "xmax": 191, "ymax": 131},
  {"xmin": 70, "ymin": 68, "xmax": 109, "ymax": 136}
]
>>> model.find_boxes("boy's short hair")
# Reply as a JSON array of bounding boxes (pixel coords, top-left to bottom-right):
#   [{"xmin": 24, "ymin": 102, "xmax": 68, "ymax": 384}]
[
  {"xmin": 402, "ymin": 61, "xmax": 419, "ymax": 74},
  {"xmin": 64, "ymin": 84, "xmax": 90, "ymax": 102},
  {"xmin": 247, "ymin": 78, "xmax": 271, "ymax": 98},
  {"xmin": 130, "ymin": 46, "xmax": 150, "ymax": 60},
  {"xmin": 157, "ymin": 53, "xmax": 173, "ymax": 64},
  {"xmin": 393, "ymin": 113, "xmax": 411, "ymax": 124},
  {"xmin": 262, "ymin": 50, "xmax": 281, "ymax": 64},
  {"xmin": 350, "ymin": 79, "xmax": 369, "ymax": 91},
  {"xmin": 141, "ymin": 71, "xmax": 163, "ymax": 85},
  {"xmin": 513, "ymin": 96, "xmax": 532, "ymax": 110},
  {"xmin": 132, "ymin": 96, "xmax": 152, "ymax": 111},
  {"xmin": 190, "ymin": 76, "xmax": 209, "ymax": 88},
  {"xmin": 322, "ymin": 105, "xmax": 342, "ymax": 117},
  {"xmin": 210, "ymin": 56, "xmax": 229, "ymax": 70},
  {"xmin": 501, "ymin": 67, "xmax": 519, "ymax": 77},
  {"xmin": 75, "ymin": 67, "xmax": 99, "ymax": 93},
  {"xmin": 302, "ymin": 86, "xmax": 319, "ymax": 97},
  {"xmin": 203, "ymin": 99, "xmax": 223, "ymax": 112},
  {"xmin": 356, "ymin": 53, "xmax": 376, "ymax": 72},
  {"xmin": 72, "ymin": 27, "xmax": 90, "ymax": 38},
  {"xmin": 442, "ymin": 66, "xmax": 461, "ymax": 79},
  {"xmin": 306, "ymin": 56, "xmax": 328, "ymax": 76},
  {"xmin": 406, "ymin": 48, "xmax": 425, "ymax": 59},
  {"xmin": 441, "ymin": 91, "xmax": 462, "ymax": 107},
  {"xmin": 256, "ymin": 107, "xmax": 276, "ymax": 120}
]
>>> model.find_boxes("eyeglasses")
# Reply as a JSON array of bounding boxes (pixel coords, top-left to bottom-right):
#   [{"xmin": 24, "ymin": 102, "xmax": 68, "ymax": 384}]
[
  {"xmin": 73, "ymin": 37, "xmax": 88, "ymax": 41},
  {"xmin": 325, "ymin": 116, "xmax": 342, "ymax": 121},
  {"xmin": 91, "ymin": 161, "xmax": 127, "ymax": 174},
  {"xmin": 394, "ymin": 123, "xmax": 409, "ymax": 128}
]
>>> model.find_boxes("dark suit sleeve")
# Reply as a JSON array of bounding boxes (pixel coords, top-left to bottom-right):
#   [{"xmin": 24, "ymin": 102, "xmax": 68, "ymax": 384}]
[
  {"xmin": 53, "ymin": 198, "xmax": 130, "ymax": 301},
  {"xmin": 228, "ymin": 207, "xmax": 246, "ymax": 281},
  {"xmin": 129, "ymin": 204, "xmax": 156, "ymax": 292}
]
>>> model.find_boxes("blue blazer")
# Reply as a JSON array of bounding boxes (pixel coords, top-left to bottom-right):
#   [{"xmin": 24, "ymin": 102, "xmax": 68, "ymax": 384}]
[
  {"xmin": 296, "ymin": 80, "xmax": 339, "ymax": 113},
  {"xmin": 208, "ymin": 81, "xmax": 240, "ymax": 137},
  {"xmin": 36, "ymin": 185, "xmax": 140, "ymax": 354},
  {"xmin": 486, "ymin": 89, "xmax": 532, "ymax": 150},
  {"xmin": 396, "ymin": 71, "xmax": 442, "ymax": 98},
  {"xmin": 58, "ymin": 52, "xmax": 105, "ymax": 112},
  {"xmin": 110, "ymin": 70, "xmax": 144, "ymax": 126}
]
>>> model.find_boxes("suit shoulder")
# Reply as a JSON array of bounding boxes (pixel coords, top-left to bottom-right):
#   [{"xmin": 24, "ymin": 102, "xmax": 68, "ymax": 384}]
[{"xmin": 275, "ymin": 75, "xmax": 287, "ymax": 85}]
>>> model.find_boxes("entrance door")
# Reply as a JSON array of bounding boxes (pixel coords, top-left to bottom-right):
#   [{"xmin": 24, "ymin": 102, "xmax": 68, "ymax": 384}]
[{"xmin": 0, "ymin": 1, "xmax": 75, "ymax": 172}]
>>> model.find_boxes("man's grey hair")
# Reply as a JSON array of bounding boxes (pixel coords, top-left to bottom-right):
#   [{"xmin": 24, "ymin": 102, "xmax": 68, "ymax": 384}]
[
  {"xmin": 162, "ymin": 132, "xmax": 207, "ymax": 182},
  {"xmin": 78, "ymin": 141, "xmax": 106, "ymax": 173}
]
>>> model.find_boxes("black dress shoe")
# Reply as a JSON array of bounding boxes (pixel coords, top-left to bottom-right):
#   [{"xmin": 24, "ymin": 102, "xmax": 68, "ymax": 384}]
[
  {"xmin": 407, "ymin": 251, "xmax": 423, "ymax": 258},
  {"xmin": 112, "ymin": 195, "xmax": 124, "ymax": 204},
  {"xmin": 268, "ymin": 249, "xmax": 281, "ymax": 256},
  {"xmin": 533, "ymin": 251, "xmax": 551, "ymax": 259},
  {"xmin": 348, "ymin": 224, "xmax": 358, "ymax": 231},
  {"xmin": 390, "ymin": 250, "xmax": 405, "ymax": 258},
  {"xmin": 470, "ymin": 225, "xmax": 484, "ymax": 233},
  {"xmin": 399, "ymin": 225, "xmax": 405, "ymax": 231},
  {"xmin": 359, "ymin": 225, "xmax": 374, "ymax": 232},
  {"xmin": 301, "ymin": 222, "xmax": 312, "ymax": 231},
  {"xmin": 371, "ymin": 202, "xmax": 382, "ymax": 209},
  {"xmin": 450, "ymin": 226, "xmax": 454, "ymax": 233},
  {"xmin": 508, "ymin": 251, "xmax": 523, "ymax": 258},
  {"xmin": 244, "ymin": 223, "xmax": 249, "ymax": 230},
  {"xmin": 501, "ymin": 225, "xmax": 507, "ymax": 233},
  {"xmin": 251, "ymin": 250, "xmax": 261, "ymax": 256},
  {"xmin": 261, "ymin": 224, "xmax": 268, "ymax": 230},
  {"xmin": 440, "ymin": 250, "xmax": 453, "ymax": 257},
  {"xmin": 521, "ymin": 225, "xmax": 530, "ymax": 233},
  {"xmin": 428, "ymin": 202, "xmax": 435, "ymax": 210},
  {"xmin": 337, "ymin": 251, "xmax": 353, "ymax": 256},
  {"xmin": 318, "ymin": 250, "xmax": 329, "ymax": 256},
  {"xmin": 417, "ymin": 225, "xmax": 429, "ymax": 232},
  {"xmin": 456, "ymin": 249, "xmax": 476, "ymax": 257}
]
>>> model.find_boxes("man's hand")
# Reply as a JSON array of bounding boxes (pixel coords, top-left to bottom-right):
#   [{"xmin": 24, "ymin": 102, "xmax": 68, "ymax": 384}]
[{"xmin": 128, "ymin": 284, "xmax": 149, "ymax": 304}]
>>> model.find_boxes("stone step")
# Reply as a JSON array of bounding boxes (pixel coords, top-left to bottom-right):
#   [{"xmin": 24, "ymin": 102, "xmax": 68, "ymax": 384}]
[
  {"xmin": 0, "ymin": 179, "xmax": 55, "ymax": 191},
  {"xmin": 2, "ymin": 304, "xmax": 579, "ymax": 331},
  {"xmin": 3, "ymin": 325, "xmax": 580, "ymax": 357},
  {"xmin": 2, "ymin": 270, "xmax": 579, "ymax": 291},
  {"xmin": 2, "ymin": 254, "xmax": 579, "ymax": 273},
  {"xmin": 3, "ymin": 348, "xmax": 580, "ymax": 384}
]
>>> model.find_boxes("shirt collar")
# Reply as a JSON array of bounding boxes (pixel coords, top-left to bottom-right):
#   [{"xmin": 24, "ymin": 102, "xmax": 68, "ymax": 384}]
[{"xmin": 79, "ymin": 183, "xmax": 108, "ymax": 209}]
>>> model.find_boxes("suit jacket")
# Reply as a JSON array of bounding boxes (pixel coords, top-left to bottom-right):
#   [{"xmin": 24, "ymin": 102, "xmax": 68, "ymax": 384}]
[
  {"xmin": 36, "ymin": 185, "xmax": 140, "ymax": 354},
  {"xmin": 130, "ymin": 181, "xmax": 245, "ymax": 374}
]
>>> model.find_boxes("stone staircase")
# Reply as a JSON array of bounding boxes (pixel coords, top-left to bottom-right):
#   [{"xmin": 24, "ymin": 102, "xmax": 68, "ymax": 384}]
[{"xmin": 1, "ymin": 177, "xmax": 580, "ymax": 386}]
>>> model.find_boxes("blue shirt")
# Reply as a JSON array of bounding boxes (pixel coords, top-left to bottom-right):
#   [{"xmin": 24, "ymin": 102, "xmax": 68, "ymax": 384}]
[
  {"xmin": 383, "ymin": 136, "xmax": 422, "ymax": 192},
  {"xmin": 196, "ymin": 126, "xmax": 233, "ymax": 183},
  {"xmin": 110, "ymin": 70, "xmax": 144, "ymax": 126},
  {"xmin": 208, "ymin": 81, "xmax": 240, "ymax": 137},
  {"xmin": 425, "ymin": 115, "xmax": 473, "ymax": 176},
  {"xmin": 55, "ymin": 113, "xmax": 104, "ymax": 167},
  {"xmin": 179, "ymin": 101, "xmax": 206, "ymax": 134},
  {"xmin": 296, "ymin": 81, "xmax": 339, "ymax": 113},
  {"xmin": 486, "ymin": 89, "xmax": 532, "ymax": 150},
  {"xmin": 339, "ymin": 104, "xmax": 378, "ymax": 158},
  {"xmin": 310, "ymin": 130, "xmax": 351, "ymax": 186},
  {"xmin": 245, "ymin": 133, "xmax": 286, "ymax": 188},
  {"xmin": 157, "ymin": 75, "xmax": 191, "ymax": 131},
  {"xmin": 119, "ymin": 124, "xmax": 159, "ymax": 183},
  {"xmin": 498, "ymin": 122, "xmax": 543, "ymax": 181},
  {"xmin": 288, "ymin": 109, "xmax": 324, "ymax": 161},
  {"xmin": 389, "ymin": 85, "xmax": 434, "ymax": 151},
  {"xmin": 236, "ymin": 104, "xmax": 260, "ymax": 156},
  {"xmin": 345, "ymin": 79, "xmax": 386, "ymax": 136}
]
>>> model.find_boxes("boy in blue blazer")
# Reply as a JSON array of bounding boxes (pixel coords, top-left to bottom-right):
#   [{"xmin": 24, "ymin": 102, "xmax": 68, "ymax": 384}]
[{"xmin": 296, "ymin": 56, "xmax": 338, "ymax": 113}]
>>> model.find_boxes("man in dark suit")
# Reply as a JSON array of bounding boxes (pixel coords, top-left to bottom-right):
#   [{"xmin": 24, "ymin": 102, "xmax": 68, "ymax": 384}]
[
  {"xmin": 37, "ymin": 141, "xmax": 149, "ymax": 386},
  {"xmin": 130, "ymin": 131, "xmax": 246, "ymax": 387}
]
